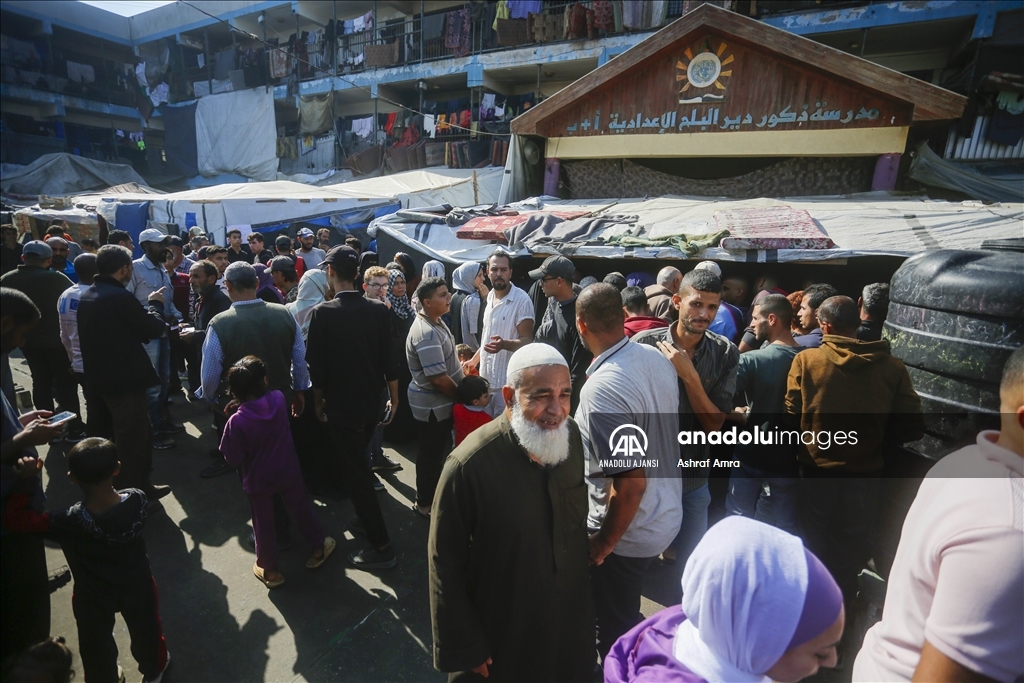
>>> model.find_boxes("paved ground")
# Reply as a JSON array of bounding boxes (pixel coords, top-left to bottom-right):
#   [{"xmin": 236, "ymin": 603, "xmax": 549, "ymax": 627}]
[{"xmin": 12, "ymin": 353, "xmax": 855, "ymax": 683}]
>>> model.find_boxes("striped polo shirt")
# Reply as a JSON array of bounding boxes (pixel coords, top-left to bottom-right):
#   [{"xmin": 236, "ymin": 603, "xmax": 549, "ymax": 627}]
[{"xmin": 406, "ymin": 312, "xmax": 464, "ymax": 421}]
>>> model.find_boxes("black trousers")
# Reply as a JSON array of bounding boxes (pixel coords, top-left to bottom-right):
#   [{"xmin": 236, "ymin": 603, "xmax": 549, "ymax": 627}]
[
  {"xmin": 73, "ymin": 576, "xmax": 167, "ymax": 683},
  {"xmin": 591, "ymin": 553, "xmax": 654, "ymax": 659},
  {"xmin": 800, "ymin": 471, "xmax": 881, "ymax": 604},
  {"xmin": 0, "ymin": 532, "xmax": 49, "ymax": 664},
  {"xmin": 89, "ymin": 390, "xmax": 154, "ymax": 493},
  {"xmin": 327, "ymin": 420, "xmax": 390, "ymax": 548},
  {"xmin": 21, "ymin": 346, "xmax": 83, "ymax": 432},
  {"xmin": 414, "ymin": 413, "xmax": 453, "ymax": 509}
]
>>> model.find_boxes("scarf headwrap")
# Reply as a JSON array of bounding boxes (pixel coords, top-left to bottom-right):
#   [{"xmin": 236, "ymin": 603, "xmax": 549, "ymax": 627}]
[
  {"xmin": 421, "ymin": 259, "xmax": 446, "ymax": 280},
  {"xmin": 387, "ymin": 268, "xmax": 413, "ymax": 320},
  {"xmin": 672, "ymin": 516, "xmax": 843, "ymax": 682},
  {"xmin": 452, "ymin": 261, "xmax": 481, "ymax": 294},
  {"xmin": 253, "ymin": 263, "xmax": 284, "ymax": 304},
  {"xmin": 287, "ymin": 269, "xmax": 330, "ymax": 340}
]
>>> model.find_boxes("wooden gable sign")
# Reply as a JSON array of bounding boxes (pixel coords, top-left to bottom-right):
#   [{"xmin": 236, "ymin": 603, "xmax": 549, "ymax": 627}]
[{"xmin": 512, "ymin": 5, "xmax": 965, "ymax": 158}]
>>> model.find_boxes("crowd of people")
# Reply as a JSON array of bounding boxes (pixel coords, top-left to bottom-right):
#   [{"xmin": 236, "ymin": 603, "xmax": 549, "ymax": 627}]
[{"xmin": 1, "ymin": 221, "xmax": 1021, "ymax": 683}]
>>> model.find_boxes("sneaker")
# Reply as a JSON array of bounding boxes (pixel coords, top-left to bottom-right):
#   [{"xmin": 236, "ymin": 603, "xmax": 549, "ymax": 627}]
[
  {"xmin": 372, "ymin": 474, "xmax": 386, "ymax": 492},
  {"xmin": 200, "ymin": 459, "xmax": 234, "ymax": 478},
  {"xmin": 65, "ymin": 429, "xmax": 87, "ymax": 443},
  {"xmin": 371, "ymin": 453, "xmax": 402, "ymax": 472},
  {"xmin": 347, "ymin": 547, "xmax": 396, "ymax": 570},
  {"xmin": 152, "ymin": 436, "xmax": 177, "ymax": 450},
  {"xmin": 306, "ymin": 536, "xmax": 337, "ymax": 569},
  {"xmin": 143, "ymin": 652, "xmax": 171, "ymax": 683},
  {"xmin": 158, "ymin": 421, "xmax": 186, "ymax": 435}
]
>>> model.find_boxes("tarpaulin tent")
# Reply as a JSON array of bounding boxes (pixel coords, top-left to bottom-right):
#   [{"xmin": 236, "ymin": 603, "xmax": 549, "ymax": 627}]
[
  {"xmin": 95, "ymin": 167, "xmax": 504, "ymax": 244},
  {"xmin": 1, "ymin": 153, "xmax": 148, "ymax": 197},
  {"xmin": 369, "ymin": 193, "xmax": 1024, "ymax": 265}
]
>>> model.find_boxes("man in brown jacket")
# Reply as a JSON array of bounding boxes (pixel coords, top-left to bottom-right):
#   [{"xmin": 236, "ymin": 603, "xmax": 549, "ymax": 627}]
[
  {"xmin": 785, "ymin": 295, "xmax": 923, "ymax": 607},
  {"xmin": 644, "ymin": 266, "xmax": 681, "ymax": 321}
]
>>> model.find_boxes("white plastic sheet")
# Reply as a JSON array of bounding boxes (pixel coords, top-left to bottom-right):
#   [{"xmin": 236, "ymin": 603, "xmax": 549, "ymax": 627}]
[
  {"xmin": 371, "ymin": 193, "xmax": 1024, "ymax": 264},
  {"xmin": 195, "ymin": 88, "xmax": 278, "ymax": 181}
]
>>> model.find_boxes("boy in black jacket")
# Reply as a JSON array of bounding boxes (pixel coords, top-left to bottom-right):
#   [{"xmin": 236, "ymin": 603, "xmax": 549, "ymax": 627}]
[{"xmin": 5, "ymin": 438, "xmax": 170, "ymax": 683}]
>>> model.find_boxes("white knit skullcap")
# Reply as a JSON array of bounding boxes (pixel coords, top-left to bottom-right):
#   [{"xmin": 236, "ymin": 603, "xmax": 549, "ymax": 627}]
[
  {"xmin": 694, "ymin": 261, "xmax": 722, "ymax": 278},
  {"xmin": 506, "ymin": 344, "xmax": 568, "ymax": 379}
]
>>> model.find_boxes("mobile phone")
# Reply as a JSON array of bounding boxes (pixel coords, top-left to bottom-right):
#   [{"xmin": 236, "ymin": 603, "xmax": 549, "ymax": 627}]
[
  {"xmin": 381, "ymin": 406, "xmax": 392, "ymax": 423},
  {"xmin": 49, "ymin": 411, "xmax": 77, "ymax": 426}
]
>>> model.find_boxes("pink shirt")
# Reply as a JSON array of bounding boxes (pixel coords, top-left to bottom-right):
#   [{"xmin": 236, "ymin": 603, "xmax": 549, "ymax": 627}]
[{"xmin": 853, "ymin": 431, "xmax": 1024, "ymax": 682}]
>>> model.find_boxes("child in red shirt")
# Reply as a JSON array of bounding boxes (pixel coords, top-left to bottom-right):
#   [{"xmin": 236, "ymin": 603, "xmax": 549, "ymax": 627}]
[{"xmin": 452, "ymin": 375, "xmax": 492, "ymax": 446}]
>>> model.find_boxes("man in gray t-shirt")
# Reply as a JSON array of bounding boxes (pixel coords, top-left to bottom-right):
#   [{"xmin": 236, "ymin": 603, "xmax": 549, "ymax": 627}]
[
  {"xmin": 575, "ymin": 284, "xmax": 681, "ymax": 658},
  {"xmin": 405, "ymin": 277, "xmax": 463, "ymax": 517}
]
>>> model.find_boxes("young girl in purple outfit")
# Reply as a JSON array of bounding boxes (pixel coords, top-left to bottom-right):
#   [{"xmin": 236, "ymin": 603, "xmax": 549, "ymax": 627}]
[{"xmin": 220, "ymin": 355, "xmax": 335, "ymax": 588}]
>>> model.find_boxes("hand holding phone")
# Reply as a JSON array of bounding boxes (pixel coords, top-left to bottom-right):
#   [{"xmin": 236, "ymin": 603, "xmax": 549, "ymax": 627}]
[{"xmin": 48, "ymin": 411, "xmax": 77, "ymax": 427}]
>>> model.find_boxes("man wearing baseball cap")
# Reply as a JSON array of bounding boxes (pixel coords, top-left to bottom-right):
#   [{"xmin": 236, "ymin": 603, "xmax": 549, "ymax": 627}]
[
  {"xmin": 295, "ymin": 228, "xmax": 326, "ymax": 270},
  {"xmin": 269, "ymin": 256, "xmax": 300, "ymax": 304},
  {"xmin": 127, "ymin": 228, "xmax": 184, "ymax": 449},
  {"xmin": 529, "ymin": 255, "xmax": 591, "ymax": 412},
  {"xmin": 275, "ymin": 234, "xmax": 306, "ymax": 279},
  {"xmin": 0, "ymin": 240, "xmax": 84, "ymax": 441}
]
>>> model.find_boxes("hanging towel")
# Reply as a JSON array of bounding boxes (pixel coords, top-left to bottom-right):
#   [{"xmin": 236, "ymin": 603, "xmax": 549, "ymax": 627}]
[
  {"xmin": 66, "ymin": 61, "xmax": 96, "ymax": 84},
  {"xmin": 299, "ymin": 94, "xmax": 333, "ymax": 134},
  {"xmin": 351, "ymin": 116, "xmax": 374, "ymax": 139},
  {"xmin": 493, "ymin": 0, "xmax": 510, "ymax": 30},
  {"xmin": 508, "ymin": 0, "xmax": 542, "ymax": 19}
]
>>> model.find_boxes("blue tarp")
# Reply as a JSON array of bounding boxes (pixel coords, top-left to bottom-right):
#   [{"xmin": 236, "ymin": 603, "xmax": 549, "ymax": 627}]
[
  {"xmin": 160, "ymin": 103, "xmax": 199, "ymax": 178},
  {"xmin": 115, "ymin": 201, "xmax": 150, "ymax": 258}
]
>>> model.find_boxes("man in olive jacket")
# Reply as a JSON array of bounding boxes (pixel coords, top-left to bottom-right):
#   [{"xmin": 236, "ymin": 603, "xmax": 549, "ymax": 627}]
[{"xmin": 785, "ymin": 295, "xmax": 923, "ymax": 604}]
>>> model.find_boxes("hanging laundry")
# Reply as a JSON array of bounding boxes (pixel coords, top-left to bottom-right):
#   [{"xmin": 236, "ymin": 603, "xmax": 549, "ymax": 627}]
[
  {"xmin": 299, "ymin": 94, "xmax": 333, "ymax": 134},
  {"xmin": 593, "ymin": 0, "xmax": 615, "ymax": 31},
  {"xmin": 351, "ymin": 116, "xmax": 374, "ymax": 139},
  {"xmin": 424, "ymin": 114, "xmax": 437, "ymax": 138},
  {"xmin": 300, "ymin": 134, "xmax": 317, "ymax": 155},
  {"xmin": 197, "ymin": 53, "xmax": 205, "ymax": 69},
  {"xmin": 493, "ymin": 0, "xmax": 510, "ymax": 30},
  {"xmin": 277, "ymin": 136, "xmax": 298, "ymax": 159},
  {"xmin": 423, "ymin": 13, "xmax": 446, "ymax": 41},
  {"xmin": 134, "ymin": 62, "xmax": 148, "ymax": 89},
  {"xmin": 148, "ymin": 82, "xmax": 170, "ymax": 106},
  {"xmin": 508, "ymin": 0, "xmax": 542, "ymax": 19},
  {"xmin": 459, "ymin": 109, "xmax": 472, "ymax": 129},
  {"xmin": 384, "ymin": 111, "xmax": 398, "ymax": 135},
  {"xmin": 66, "ymin": 61, "xmax": 96, "ymax": 84},
  {"xmin": 480, "ymin": 93, "xmax": 496, "ymax": 121},
  {"xmin": 437, "ymin": 113, "xmax": 449, "ymax": 132},
  {"xmin": 445, "ymin": 8, "xmax": 471, "ymax": 58}
]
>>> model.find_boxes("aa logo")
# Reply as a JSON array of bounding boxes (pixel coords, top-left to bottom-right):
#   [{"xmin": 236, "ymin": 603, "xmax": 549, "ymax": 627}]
[{"xmin": 608, "ymin": 424, "xmax": 648, "ymax": 458}]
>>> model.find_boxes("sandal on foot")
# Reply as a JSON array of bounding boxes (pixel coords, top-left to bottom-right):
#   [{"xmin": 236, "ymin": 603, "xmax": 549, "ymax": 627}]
[
  {"xmin": 253, "ymin": 563, "xmax": 285, "ymax": 588},
  {"xmin": 306, "ymin": 536, "xmax": 337, "ymax": 569}
]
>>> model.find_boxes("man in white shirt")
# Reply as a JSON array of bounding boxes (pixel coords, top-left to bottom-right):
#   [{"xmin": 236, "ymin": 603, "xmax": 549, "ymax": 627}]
[
  {"xmin": 296, "ymin": 227, "xmax": 327, "ymax": 270},
  {"xmin": 463, "ymin": 251, "xmax": 534, "ymax": 417},
  {"xmin": 574, "ymin": 283, "xmax": 682, "ymax": 659},
  {"xmin": 55, "ymin": 253, "xmax": 96, "ymax": 441},
  {"xmin": 853, "ymin": 345, "xmax": 1024, "ymax": 683}
]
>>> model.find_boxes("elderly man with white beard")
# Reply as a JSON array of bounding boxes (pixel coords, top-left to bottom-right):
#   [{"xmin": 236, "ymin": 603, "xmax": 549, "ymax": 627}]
[
  {"xmin": 428, "ymin": 344, "xmax": 596, "ymax": 682},
  {"xmin": 575, "ymin": 283, "xmax": 683, "ymax": 661}
]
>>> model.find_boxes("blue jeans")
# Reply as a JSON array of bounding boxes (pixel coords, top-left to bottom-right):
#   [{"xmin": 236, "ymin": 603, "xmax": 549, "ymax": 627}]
[
  {"xmin": 671, "ymin": 483, "xmax": 711, "ymax": 600},
  {"xmin": 726, "ymin": 462, "xmax": 800, "ymax": 535},
  {"xmin": 143, "ymin": 337, "xmax": 170, "ymax": 432}
]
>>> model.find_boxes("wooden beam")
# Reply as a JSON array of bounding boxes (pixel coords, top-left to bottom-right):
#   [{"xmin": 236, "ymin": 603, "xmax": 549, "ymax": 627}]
[{"xmin": 544, "ymin": 126, "xmax": 910, "ymax": 158}]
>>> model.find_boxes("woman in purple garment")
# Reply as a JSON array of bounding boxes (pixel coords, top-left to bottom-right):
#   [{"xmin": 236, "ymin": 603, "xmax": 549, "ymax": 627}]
[{"xmin": 605, "ymin": 516, "xmax": 844, "ymax": 683}]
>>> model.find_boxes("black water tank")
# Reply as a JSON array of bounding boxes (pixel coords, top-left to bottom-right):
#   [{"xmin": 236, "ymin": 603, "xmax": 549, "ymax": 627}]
[{"xmin": 885, "ymin": 249, "xmax": 1024, "ymax": 458}]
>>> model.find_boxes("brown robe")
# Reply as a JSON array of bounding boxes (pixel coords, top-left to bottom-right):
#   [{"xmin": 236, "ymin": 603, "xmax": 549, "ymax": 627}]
[{"xmin": 428, "ymin": 413, "xmax": 596, "ymax": 682}]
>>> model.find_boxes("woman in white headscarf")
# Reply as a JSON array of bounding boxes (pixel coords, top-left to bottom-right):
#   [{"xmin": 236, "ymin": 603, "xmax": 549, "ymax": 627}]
[
  {"xmin": 287, "ymin": 268, "xmax": 331, "ymax": 341},
  {"xmin": 411, "ymin": 260, "xmax": 447, "ymax": 314},
  {"xmin": 449, "ymin": 261, "xmax": 488, "ymax": 351},
  {"xmin": 604, "ymin": 516, "xmax": 845, "ymax": 683}
]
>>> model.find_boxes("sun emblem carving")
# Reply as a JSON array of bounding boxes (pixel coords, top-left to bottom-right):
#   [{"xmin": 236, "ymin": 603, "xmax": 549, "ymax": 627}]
[{"xmin": 677, "ymin": 38, "xmax": 734, "ymax": 103}]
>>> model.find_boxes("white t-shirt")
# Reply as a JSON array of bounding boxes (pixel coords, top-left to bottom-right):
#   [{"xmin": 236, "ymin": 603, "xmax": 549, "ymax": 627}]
[
  {"xmin": 853, "ymin": 431, "xmax": 1024, "ymax": 683},
  {"xmin": 478, "ymin": 284, "xmax": 534, "ymax": 392},
  {"xmin": 575, "ymin": 336, "xmax": 682, "ymax": 558},
  {"xmin": 57, "ymin": 283, "xmax": 88, "ymax": 373},
  {"xmin": 297, "ymin": 247, "xmax": 327, "ymax": 270}
]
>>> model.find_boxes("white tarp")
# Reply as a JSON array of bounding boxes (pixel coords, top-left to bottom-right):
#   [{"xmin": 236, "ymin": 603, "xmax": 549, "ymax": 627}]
[
  {"xmin": 371, "ymin": 193, "xmax": 1024, "ymax": 264},
  {"xmin": 195, "ymin": 88, "xmax": 278, "ymax": 181},
  {"xmin": 97, "ymin": 168, "xmax": 504, "ymax": 243}
]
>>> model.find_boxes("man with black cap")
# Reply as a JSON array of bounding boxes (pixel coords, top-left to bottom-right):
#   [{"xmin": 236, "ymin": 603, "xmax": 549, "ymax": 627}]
[
  {"xmin": 270, "ymin": 256, "xmax": 300, "ymax": 304},
  {"xmin": 296, "ymin": 228, "xmax": 326, "ymax": 270},
  {"xmin": 1, "ymin": 241, "xmax": 83, "ymax": 441},
  {"xmin": 305, "ymin": 245, "xmax": 398, "ymax": 569},
  {"xmin": 274, "ymin": 234, "xmax": 306, "ymax": 280},
  {"xmin": 530, "ymin": 254, "xmax": 591, "ymax": 413},
  {"xmin": 127, "ymin": 228, "xmax": 183, "ymax": 450}
]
